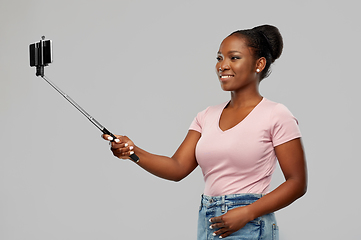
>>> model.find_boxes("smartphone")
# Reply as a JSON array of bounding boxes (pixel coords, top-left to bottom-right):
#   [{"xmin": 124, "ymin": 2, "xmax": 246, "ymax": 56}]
[{"xmin": 29, "ymin": 40, "xmax": 53, "ymax": 67}]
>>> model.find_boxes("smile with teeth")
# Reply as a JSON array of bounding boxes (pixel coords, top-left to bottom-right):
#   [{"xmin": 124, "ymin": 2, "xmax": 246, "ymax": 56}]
[{"xmin": 220, "ymin": 75, "xmax": 234, "ymax": 79}]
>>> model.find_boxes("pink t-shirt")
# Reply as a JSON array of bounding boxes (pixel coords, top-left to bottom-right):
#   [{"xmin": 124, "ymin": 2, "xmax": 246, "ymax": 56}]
[{"xmin": 189, "ymin": 98, "xmax": 301, "ymax": 196}]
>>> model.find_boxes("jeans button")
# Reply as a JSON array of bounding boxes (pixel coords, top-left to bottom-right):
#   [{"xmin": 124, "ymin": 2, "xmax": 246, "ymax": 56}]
[{"xmin": 209, "ymin": 199, "xmax": 214, "ymax": 203}]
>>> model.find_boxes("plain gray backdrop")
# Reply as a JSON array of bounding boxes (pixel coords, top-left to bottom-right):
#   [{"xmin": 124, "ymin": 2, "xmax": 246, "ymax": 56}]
[{"xmin": 1, "ymin": 0, "xmax": 359, "ymax": 239}]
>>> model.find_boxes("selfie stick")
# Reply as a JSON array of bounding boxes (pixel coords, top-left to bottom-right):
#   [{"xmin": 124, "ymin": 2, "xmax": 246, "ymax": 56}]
[{"xmin": 29, "ymin": 36, "xmax": 140, "ymax": 163}]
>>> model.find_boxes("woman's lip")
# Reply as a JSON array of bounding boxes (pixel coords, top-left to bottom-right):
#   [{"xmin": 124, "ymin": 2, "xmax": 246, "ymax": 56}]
[{"xmin": 219, "ymin": 75, "xmax": 234, "ymax": 81}]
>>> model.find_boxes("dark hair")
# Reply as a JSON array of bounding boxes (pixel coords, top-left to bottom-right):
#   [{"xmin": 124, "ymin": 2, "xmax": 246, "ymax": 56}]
[{"xmin": 229, "ymin": 24, "xmax": 283, "ymax": 80}]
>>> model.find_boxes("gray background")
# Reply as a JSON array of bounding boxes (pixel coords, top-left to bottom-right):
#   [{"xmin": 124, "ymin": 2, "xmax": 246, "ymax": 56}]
[{"xmin": 1, "ymin": 0, "xmax": 359, "ymax": 239}]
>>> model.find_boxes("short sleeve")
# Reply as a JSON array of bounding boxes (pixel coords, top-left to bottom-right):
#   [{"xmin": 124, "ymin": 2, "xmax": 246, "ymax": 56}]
[
  {"xmin": 270, "ymin": 103, "xmax": 302, "ymax": 147},
  {"xmin": 189, "ymin": 107, "xmax": 210, "ymax": 133}
]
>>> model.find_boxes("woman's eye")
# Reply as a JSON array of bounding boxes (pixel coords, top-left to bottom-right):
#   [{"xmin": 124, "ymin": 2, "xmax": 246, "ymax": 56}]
[
  {"xmin": 231, "ymin": 56, "xmax": 241, "ymax": 60},
  {"xmin": 216, "ymin": 56, "xmax": 222, "ymax": 61}
]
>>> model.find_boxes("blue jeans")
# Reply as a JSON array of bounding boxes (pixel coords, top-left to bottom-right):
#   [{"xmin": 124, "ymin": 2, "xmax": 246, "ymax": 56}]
[{"xmin": 198, "ymin": 194, "xmax": 279, "ymax": 240}]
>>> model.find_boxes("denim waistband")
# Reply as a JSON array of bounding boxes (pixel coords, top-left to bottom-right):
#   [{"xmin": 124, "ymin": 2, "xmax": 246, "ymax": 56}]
[
  {"xmin": 202, "ymin": 193, "xmax": 264, "ymax": 202},
  {"xmin": 200, "ymin": 193, "xmax": 264, "ymax": 213}
]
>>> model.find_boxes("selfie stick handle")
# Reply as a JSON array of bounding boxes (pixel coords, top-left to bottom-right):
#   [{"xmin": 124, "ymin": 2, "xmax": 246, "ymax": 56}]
[{"xmin": 40, "ymin": 74, "xmax": 140, "ymax": 163}]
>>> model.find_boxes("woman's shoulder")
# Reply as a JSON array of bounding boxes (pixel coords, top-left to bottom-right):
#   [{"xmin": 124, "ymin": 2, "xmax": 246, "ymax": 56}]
[
  {"xmin": 262, "ymin": 98, "xmax": 294, "ymax": 114},
  {"xmin": 261, "ymin": 98, "xmax": 298, "ymax": 126},
  {"xmin": 193, "ymin": 101, "xmax": 229, "ymax": 123},
  {"xmin": 198, "ymin": 101, "xmax": 229, "ymax": 115},
  {"xmin": 261, "ymin": 98, "xmax": 281, "ymax": 107}
]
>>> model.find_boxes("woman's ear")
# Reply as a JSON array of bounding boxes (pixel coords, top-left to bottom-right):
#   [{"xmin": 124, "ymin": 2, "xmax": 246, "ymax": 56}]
[{"xmin": 255, "ymin": 57, "xmax": 267, "ymax": 73}]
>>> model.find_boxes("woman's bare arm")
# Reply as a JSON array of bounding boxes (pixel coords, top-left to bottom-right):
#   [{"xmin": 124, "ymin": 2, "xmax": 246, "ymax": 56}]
[{"xmin": 103, "ymin": 130, "xmax": 201, "ymax": 182}]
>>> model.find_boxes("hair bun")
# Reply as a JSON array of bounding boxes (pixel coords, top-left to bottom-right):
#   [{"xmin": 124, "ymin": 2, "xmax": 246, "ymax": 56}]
[{"xmin": 253, "ymin": 25, "xmax": 283, "ymax": 62}]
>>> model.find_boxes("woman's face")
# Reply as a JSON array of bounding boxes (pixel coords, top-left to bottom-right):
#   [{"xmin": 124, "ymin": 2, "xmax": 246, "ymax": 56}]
[{"xmin": 216, "ymin": 35, "xmax": 258, "ymax": 92}]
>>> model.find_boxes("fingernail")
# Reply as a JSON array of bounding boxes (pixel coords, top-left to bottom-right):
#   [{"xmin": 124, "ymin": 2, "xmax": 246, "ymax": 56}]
[
  {"xmin": 212, "ymin": 233, "xmax": 216, "ymax": 236},
  {"xmin": 129, "ymin": 151, "xmax": 134, "ymax": 155},
  {"xmin": 124, "ymin": 143, "xmax": 128, "ymax": 147},
  {"xmin": 107, "ymin": 136, "xmax": 113, "ymax": 141},
  {"xmin": 129, "ymin": 146, "xmax": 134, "ymax": 150},
  {"xmin": 114, "ymin": 139, "xmax": 120, "ymax": 143},
  {"xmin": 209, "ymin": 225, "xmax": 213, "ymax": 229},
  {"xmin": 219, "ymin": 236, "xmax": 223, "ymax": 239},
  {"xmin": 209, "ymin": 219, "xmax": 212, "ymax": 223}
]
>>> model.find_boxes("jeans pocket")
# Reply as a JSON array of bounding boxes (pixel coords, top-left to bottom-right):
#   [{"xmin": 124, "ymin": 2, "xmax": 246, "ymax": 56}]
[
  {"xmin": 272, "ymin": 223, "xmax": 279, "ymax": 240},
  {"xmin": 227, "ymin": 219, "xmax": 261, "ymax": 239}
]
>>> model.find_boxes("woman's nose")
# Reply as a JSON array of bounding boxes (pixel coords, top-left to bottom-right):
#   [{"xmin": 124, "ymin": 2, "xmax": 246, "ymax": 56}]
[{"xmin": 218, "ymin": 61, "xmax": 230, "ymax": 72}]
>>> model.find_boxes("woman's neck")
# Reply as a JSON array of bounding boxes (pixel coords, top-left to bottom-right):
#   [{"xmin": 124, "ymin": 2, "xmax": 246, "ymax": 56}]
[{"xmin": 229, "ymin": 89, "xmax": 263, "ymax": 109}]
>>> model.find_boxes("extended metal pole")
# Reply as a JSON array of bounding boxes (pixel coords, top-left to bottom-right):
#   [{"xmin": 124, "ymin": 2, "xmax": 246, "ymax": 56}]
[
  {"xmin": 30, "ymin": 36, "xmax": 140, "ymax": 162},
  {"xmin": 39, "ymin": 75, "xmax": 140, "ymax": 162}
]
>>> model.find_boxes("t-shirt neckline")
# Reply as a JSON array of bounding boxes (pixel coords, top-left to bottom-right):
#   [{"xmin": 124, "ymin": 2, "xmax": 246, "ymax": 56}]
[{"xmin": 217, "ymin": 97, "xmax": 265, "ymax": 133}]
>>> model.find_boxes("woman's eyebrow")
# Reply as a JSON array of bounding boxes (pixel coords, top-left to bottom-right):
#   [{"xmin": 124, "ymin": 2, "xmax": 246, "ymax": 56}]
[{"xmin": 217, "ymin": 50, "xmax": 242, "ymax": 55}]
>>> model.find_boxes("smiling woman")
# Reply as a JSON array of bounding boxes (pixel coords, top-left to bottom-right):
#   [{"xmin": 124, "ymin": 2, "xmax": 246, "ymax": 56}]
[
  {"xmin": 103, "ymin": 24, "xmax": 307, "ymax": 240},
  {"xmin": 228, "ymin": 25, "xmax": 283, "ymax": 80},
  {"xmin": 216, "ymin": 35, "xmax": 260, "ymax": 93},
  {"xmin": 216, "ymin": 25, "xmax": 283, "ymax": 94}
]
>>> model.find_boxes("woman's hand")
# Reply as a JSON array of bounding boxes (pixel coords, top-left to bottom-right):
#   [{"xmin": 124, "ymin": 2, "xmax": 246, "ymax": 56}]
[
  {"xmin": 209, "ymin": 206, "xmax": 252, "ymax": 239},
  {"xmin": 102, "ymin": 134, "xmax": 135, "ymax": 160}
]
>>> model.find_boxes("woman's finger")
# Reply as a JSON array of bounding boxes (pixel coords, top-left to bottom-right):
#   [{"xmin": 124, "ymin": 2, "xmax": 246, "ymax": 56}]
[
  {"xmin": 111, "ymin": 142, "xmax": 134, "ymax": 158},
  {"xmin": 102, "ymin": 134, "xmax": 123, "ymax": 142},
  {"xmin": 102, "ymin": 134, "xmax": 112, "ymax": 141},
  {"xmin": 210, "ymin": 217, "xmax": 222, "ymax": 223},
  {"xmin": 103, "ymin": 134, "xmax": 135, "ymax": 160}
]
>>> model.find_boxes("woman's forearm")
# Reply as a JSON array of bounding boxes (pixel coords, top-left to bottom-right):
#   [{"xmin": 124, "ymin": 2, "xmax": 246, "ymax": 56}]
[
  {"xmin": 127, "ymin": 130, "xmax": 200, "ymax": 182},
  {"xmin": 133, "ymin": 146, "xmax": 197, "ymax": 181},
  {"xmin": 246, "ymin": 177, "xmax": 307, "ymax": 221}
]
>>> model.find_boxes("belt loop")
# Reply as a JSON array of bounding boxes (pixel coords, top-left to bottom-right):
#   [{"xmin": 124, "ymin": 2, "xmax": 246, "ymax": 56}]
[{"xmin": 221, "ymin": 195, "xmax": 226, "ymax": 213}]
